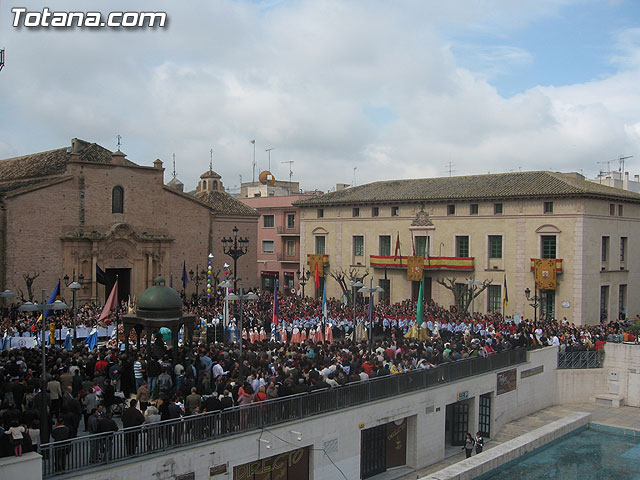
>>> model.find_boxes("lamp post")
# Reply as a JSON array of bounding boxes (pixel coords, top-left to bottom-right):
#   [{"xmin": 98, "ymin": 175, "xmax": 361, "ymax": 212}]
[
  {"xmin": 64, "ymin": 272, "xmax": 84, "ymax": 348},
  {"xmin": 296, "ymin": 269, "xmax": 310, "ymax": 298},
  {"xmin": 224, "ymin": 285, "xmax": 258, "ymax": 353},
  {"xmin": 222, "ymin": 226, "xmax": 249, "ymax": 291},
  {"xmin": 189, "ymin": 265, "xmax": 206, "ymax": 304},
  {"xmin": 19, "ymin": 291, "xmax": 69, "ymax": 444},
  {"xmin": 524, "ymin": 286, "xmax": 540, "ymax": 323},
  {"xmin": 358, "ymin": 278, "xmax": 384, "ymax": 355}
]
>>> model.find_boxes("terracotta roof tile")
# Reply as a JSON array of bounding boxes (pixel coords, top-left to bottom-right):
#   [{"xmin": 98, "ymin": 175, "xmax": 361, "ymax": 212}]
[
  {"xmin": 294, "ymin": 171, "xmax": 640, "ymax": 206},
  {"xmin": 192, "ymin": 190, "xmax": 260, "ymax": 216}
]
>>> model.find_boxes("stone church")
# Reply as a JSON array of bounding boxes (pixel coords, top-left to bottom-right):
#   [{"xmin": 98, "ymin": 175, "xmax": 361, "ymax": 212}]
[{"xmin": 0, "ymin": 138, "xmax": 259, "ymax": 303}]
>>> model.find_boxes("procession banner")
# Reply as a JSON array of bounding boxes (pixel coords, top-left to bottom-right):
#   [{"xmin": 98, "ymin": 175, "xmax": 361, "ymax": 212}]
[
  {"xmin": 308, "ymin": 254, "xmax": 324, "ymax": 277},
  {"xmin": 406, "ymin": 255, "xmax": 425, "ymax": 281},
  {"xmin": 534, "ymin": 258, "xmax": 557, "ymax": 290}
]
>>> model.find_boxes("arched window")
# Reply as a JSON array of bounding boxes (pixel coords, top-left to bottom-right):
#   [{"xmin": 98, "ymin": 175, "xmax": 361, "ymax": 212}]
[
  {"xmin": 212, "ymin": 181, "xmax": 217, "ymax": 189},
  {"xmin": 112, "ymin": 186, "xmax": 124, "ymax": 213},
  {"xmin": 202, "ymin": 180, "xmax": 207, "ymax": 189}
]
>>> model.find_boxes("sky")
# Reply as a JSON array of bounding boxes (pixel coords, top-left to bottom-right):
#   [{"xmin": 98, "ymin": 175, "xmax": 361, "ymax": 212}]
[{"xmin": 1, "ymin": 0, "xmax": 640, "ymax": 193}]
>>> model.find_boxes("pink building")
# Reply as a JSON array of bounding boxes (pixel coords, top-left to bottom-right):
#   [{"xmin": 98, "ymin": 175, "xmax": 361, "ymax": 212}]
[{"xmin": 239, "ymin": 195, "xmax": 311, "ymax": 293}]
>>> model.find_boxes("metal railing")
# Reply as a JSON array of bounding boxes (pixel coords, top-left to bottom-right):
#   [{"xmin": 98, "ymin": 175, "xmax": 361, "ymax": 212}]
[
  {"xmin": 557, "ymin": 350, "xmax": 603, "ymax": 369},
  {"xmin": 40, "ymin": 348, "xmax": 526, "ymax": 478}
]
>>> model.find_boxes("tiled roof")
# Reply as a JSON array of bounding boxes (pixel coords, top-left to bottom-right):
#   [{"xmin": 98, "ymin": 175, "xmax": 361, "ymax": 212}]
[
  {"xmin": 192, "ymin": 190, "xmax": 260, "ymax": 216},
  {"xmin": 0, "ymin": 139, "xmax": 137, "ymax": 194},
  {"xmin": 294, "ymin": 171, "xmax": 640, "ymax": 206}
]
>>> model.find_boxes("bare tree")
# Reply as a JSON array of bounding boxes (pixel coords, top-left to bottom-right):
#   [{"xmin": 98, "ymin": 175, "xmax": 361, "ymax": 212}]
[
  {"xmin": 19, "ymin": 271, "xmax": 40, "ymax": 302},
  {"xmin": 436, "ymin": 276, "xmax": 492, "ymax": 316},
  {"xmin": 329, "ymin": 267, "xmax": 369, "ymax": 299}
]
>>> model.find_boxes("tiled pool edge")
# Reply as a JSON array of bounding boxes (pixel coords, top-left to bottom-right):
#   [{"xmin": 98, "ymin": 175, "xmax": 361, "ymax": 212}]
[
  {"xmin": 419, "ymin": 412, "xmax": 591, "ymax": 480},
  {"xmin": 589, "ymin": 422, "xmax": 640, "ymax": 438}
]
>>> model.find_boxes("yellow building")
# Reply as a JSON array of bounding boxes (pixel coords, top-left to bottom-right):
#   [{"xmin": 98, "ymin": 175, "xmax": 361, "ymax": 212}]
[{"xmin": 295, "ymin": 171, "xmax": 640, "ymax": 325}]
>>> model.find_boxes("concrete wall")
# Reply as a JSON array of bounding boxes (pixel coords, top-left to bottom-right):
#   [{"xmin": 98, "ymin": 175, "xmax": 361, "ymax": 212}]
[
  {"xmin": 0, "ymin": 452, "xmax": 42, "ymax": 480},
  {"xmin": 602, "ymin": 342, "xmax": 640, "ymax": 407},
  {"xmin": 64, "ymin": 347, "xmax": 556, "ymax": 480}
]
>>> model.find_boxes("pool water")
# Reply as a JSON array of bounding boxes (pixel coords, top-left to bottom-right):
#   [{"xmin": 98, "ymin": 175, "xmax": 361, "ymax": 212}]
[{"xmin": 475, "ymin": 427, "xmax": 640, "ymax": 480}]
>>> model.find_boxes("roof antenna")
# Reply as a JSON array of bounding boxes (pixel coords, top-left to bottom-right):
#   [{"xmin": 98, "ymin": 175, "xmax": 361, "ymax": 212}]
[
  {"xmin": 250, "ymin": 140, "xmax": 256, "ymax": 183},
  {"xmin": 281, "ymin": 160, "xmax": 294, "ymax": 188},
  {"xmin": 265, "ymin": 147, "xmax": 275, "ymax": 170},
  {"xmin": 116, "ymin": 134, "xmax": 122, "ymax": 151},
  {"xmin": 172, "ymin": 153, "xmax": 177, "ymax": 178},
  {"xmin": 446, "ymin": 160, "xmax": 455, "ymax": 177},
  {"xmin": 210, "ymin": 149, "xmax": 213, "ymax": 171},
  {"xmin": 353, "ymin": 166, "xmax": 357, "ymax": 186}
]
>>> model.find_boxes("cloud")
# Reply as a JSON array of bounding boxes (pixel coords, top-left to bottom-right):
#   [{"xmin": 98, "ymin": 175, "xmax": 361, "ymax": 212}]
[{"xmin": 1, "ymin": 0, "xmax": 639, "ymax": 192}]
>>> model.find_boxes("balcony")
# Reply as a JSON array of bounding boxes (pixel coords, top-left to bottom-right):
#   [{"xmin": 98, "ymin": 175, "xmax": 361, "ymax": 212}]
[
  {"xmin": 277, "ymin": 225, "xmax": 300, "ymax": 235},
  {"xmin": 370, "ymin": 255, "xmax": 474, "ymax": 271},
  {"xmin": 277, "ymin": 252, "xmax": 299, "ymax": 262}
]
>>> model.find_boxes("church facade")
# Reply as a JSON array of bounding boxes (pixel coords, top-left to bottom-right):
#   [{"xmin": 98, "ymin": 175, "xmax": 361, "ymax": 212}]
[{"xmin": 0, "ymin": 138, "xmax": 259, "ymax": 304}]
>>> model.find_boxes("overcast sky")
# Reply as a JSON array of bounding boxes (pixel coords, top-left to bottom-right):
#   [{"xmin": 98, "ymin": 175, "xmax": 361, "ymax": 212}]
[{"xmin": 1, "ymin": 0, "xmax": 640, "ymax": 193}]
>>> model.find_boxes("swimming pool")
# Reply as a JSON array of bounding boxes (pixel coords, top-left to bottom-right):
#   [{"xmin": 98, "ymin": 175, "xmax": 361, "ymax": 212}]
[{"xmin": 475, "ymin": 425, "xmax": 640, "ymax": 480}]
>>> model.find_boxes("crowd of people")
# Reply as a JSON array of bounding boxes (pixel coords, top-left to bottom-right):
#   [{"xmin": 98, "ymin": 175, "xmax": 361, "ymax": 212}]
[{"xmin": 0, "ymin": 289, "xmax": 634, "ymax": 460}]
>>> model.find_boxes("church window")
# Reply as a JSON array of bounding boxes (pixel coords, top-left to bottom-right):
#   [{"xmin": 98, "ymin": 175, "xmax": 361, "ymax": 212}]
[{"xmin": 112, "ymin": 186, "xmax": 124, "ymax": 213}]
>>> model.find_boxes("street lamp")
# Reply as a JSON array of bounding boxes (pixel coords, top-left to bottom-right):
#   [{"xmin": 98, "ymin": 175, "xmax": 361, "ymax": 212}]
[
  {"xmin": 0, "ymin": 289, "xmax": 16, "ymax": 321},
  {"xmin": 296, "ymin": 270, "xmax": 310, "ymax": 298},
  {"xmin": 524, "ymin": 286, "xmax": 541, "ymax": 323},
  {"xmin": 222, "ymin": 226, "xmax": 249, "ymax": 291},
  {"xmin": 19, "ymin": 290, "xmax": 69, "ymax": 444},
  {"xmin": 224, "ymin": 285, "xmax": 258, "ymax": 353},
  {"xmin": 64, "ymin": 273, "xmax": 84, "ymax": 347},
  {"xmin": 189, "ymin": 266, "xmax": 206, "ymax": 304},
  {"xmin": 359, "ymin": 279, "xmax": 384, "ymax": 355}
]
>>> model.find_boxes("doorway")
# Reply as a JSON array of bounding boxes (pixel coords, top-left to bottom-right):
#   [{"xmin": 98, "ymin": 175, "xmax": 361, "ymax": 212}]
[
  {"xmin": 446, "ymin": 402, "xmax": 469, "ymax": 447},
  {"xmin": 478, "ymin": 393, "xmax": 492, "ymax": 437},
  {"xmin": 106, "ymin": 268, "xmax": 131, "ymax": 304}
]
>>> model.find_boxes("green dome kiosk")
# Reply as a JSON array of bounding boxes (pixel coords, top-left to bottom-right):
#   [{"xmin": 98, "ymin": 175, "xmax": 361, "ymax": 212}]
[{"xmin": 122, "ymin": 276, "xmax": 195, "ymax": 363}]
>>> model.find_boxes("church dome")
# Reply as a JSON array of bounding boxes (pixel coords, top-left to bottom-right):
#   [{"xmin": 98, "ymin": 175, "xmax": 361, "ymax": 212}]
[{"xmin": 136, "ymin": 276, "xmax": 183, "ymax": 318}]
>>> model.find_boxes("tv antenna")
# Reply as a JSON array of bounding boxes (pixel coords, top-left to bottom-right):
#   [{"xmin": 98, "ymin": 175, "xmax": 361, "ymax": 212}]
[
  {"xmin": 618, "ymin": 155, "xmax": 633, "ymax": 174},
  {"xmin": 353, "ymin": 167, "xmax": 357, "ymax": 186},
  {"xmin": 446, "ymin": 160, "xmax": 455, "ymax": 177},
  {"xmin": 265, "ymin": 148, "xmax": 275, "ymax": 170},
  {"xmin": 250, "ymin": 140, "xmax": 256, "ymax": 182},
  {"xmin": 281, "ymin": 161, "xmax": 294, "ymax": 184}
]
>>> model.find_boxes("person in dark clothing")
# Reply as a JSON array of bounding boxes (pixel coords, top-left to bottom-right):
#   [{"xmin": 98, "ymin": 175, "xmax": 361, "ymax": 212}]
[
  {"xmin": 462, "ymin": 432, "xmax": 475, "ymax": 458},
  {"xmin": 51, "ymin": 420, "xmax": 70, "ymax": 472},
  {"xmin": 121, "ymin": 399, "xmax": 145, "ymax": 455},
  {"xmin": 102, "ymin": 378, "xmax": 116, "ymax": 416},
  {"xmin": 203, "ymin": 393, "xmax": 222, "ymax": 413},
  {"xmin": 97, "ymin": 413, "xmax": 118, "ymax": 461},
  {"xmin": 475, "ymin": 432, "xmax": 484, "ymax": 454}
]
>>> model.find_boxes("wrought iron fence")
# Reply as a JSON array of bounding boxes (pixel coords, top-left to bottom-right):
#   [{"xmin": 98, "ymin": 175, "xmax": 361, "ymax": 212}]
[
  {"xmin": 41, "ymin": 347, "xmax": 526, "ymax": 478},
  {"xmin": 557, "ymin": 350, "xmax": 603, "ymax": 369}
]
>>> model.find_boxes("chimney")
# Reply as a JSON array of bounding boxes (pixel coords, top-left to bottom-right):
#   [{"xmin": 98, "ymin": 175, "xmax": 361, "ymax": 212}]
[
  {"xmin": 111, "ymin": 149, "xmax": 126, "ymax": 165},
  {"xmin": 153, "ymin": 159, "xmax": 163, "ymax": 169}
]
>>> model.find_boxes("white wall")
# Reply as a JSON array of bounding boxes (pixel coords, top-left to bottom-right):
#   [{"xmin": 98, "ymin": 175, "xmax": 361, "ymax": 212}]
[{"xmin": 65, "ymin": 348, "xmax": 556, "ymax": 480}]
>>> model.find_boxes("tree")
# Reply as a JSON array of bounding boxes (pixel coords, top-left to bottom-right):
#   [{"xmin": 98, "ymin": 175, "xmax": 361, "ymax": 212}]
[
  {"xmin": 436, "ymin": 276, "xmax": 492, "ymax": 316},
  {"xmin": 329, "ymin": 267, "xmax": 369, "ymax": 299},
  {"xmin": 18, "ymin": 271, "xmax": 40, "ymax": 302}
]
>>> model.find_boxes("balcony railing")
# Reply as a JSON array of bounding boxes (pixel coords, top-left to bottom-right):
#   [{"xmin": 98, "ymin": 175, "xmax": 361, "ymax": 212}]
[
  {"xmin": 277, "ymin": 252, "xmax": 298, "ymax": 262},
  {"xmin": 40, "ymin": 348, "xmax": 526, "ymax": 478},
  {"xmin": 277, "ymin": 225, "xmax": 300, "ymax": 235},
  {"xmin": 557, "ymin": 350, "xmax": 603, "ymax": 369}
]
